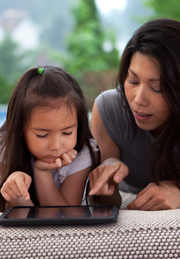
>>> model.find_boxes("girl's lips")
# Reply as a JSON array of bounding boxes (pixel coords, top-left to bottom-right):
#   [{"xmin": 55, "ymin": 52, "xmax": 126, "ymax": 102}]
[{"xmin": 134, "ymin": 111, "xmax": 152, "ymax": 122}]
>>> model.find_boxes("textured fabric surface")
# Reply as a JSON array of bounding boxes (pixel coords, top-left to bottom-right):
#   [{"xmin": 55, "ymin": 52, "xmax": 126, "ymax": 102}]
[{"xmin": 1, "ymin": 192, "xmax": 180, "ymax": 258}]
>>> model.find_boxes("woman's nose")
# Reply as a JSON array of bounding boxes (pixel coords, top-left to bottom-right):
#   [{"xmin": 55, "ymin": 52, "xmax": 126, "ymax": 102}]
[{"xmin": 134, "ymin": 85, "xmax": 149, "ymax": 106}]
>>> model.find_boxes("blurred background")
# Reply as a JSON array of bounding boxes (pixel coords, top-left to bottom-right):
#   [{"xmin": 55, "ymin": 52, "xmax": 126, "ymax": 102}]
[{"xmin": 0, "ymin": 0, "xmax": 179, "ymax": 125}]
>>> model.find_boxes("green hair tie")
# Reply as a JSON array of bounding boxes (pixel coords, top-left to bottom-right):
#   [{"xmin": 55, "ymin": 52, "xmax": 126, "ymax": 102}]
[{"xmin": 38, "ymin": 68, "xmax": 45, "ymax": 75}]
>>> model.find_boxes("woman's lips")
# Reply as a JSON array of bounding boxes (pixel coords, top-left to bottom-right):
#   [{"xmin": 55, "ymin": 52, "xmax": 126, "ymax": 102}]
[{"xmin": 134, "ymin": 111, "xmax": 152, "ymax": 122}]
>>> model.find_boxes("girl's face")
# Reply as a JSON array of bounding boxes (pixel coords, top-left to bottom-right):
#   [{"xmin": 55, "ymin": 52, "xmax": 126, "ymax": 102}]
[
  {"xmin": 24, "ymin": 104, "xmax": 78, "ymax": 163},
  {"xmin": 124, "ymin": 52, "xmax": 171, "ymax": 137}
]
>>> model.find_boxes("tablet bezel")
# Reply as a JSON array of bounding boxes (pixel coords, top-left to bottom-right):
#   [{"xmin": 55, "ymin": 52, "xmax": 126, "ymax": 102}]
[{"xmin": 0, "ymin": 205, "xmax": 119, "ymax": 226}]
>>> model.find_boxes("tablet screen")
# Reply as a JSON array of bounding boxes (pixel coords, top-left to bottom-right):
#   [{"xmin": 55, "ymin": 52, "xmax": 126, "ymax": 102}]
[
  {"xmin": 5, "ymin": 205, "xmax": 114, "ymax": 219},
  {"xmin": 0, "ymin": 205, "xmax": 119, "ymax": 225}
]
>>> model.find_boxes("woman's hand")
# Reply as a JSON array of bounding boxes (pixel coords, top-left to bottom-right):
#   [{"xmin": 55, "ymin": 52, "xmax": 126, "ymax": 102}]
[
  {"xmin": 34, "ymin": 149, "xmax": 77, "ymax": 172},
  {"xmin": 0, "ymin": 171, "xmax": 31, "ymax": 202},
  {"xmin": 89, "ymin": 158, "xmax": 129, "ymax": 196},
  {"xmin": 127, "ymin": 181, "xmax": 180, "ymax": 210}
]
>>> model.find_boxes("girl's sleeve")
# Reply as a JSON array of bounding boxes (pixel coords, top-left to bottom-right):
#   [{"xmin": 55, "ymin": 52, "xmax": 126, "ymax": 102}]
[{"xmin": 58, "ymin": 139, "xmax": 98, "ymax": 184}]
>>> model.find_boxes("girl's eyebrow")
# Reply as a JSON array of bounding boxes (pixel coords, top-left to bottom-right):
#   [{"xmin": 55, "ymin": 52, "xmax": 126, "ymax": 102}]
[{"xmin": 32, "ymin": 123, "xmax": 77, "ymax": 131}]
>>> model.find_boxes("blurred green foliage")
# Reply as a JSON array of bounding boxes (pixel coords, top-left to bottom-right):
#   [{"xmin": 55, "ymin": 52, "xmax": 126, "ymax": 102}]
[
  {"xmin": 0, "ymin": 33, "xmax": 32, "ymax": 104},
  {"xmin": 145, "ymin": 0, "xmax": 180, "ymax": 20},
  {"xmin": 63, "ymin": 0, "xmax": 119, "ymax": 109},
  {"xmin": 64, "ymin": 0, "xmax": 119, "ymax": 75},
  {"xmin": 0, "ymin": 0, "xmax": 74, "ymax": 52},
  {"xmin": 1, "ymin": 0, "xmax": 179, "ymax": 107},
  {"xmin": 0, "ymin": 0, "xmax": 119, "ymax": 108}
]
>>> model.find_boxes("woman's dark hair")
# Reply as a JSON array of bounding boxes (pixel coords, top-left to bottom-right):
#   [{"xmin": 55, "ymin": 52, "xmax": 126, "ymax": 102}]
[
  {"xmin": 0, "ymin": 66, "xmax": 99, "ymax": 211},
  {"xmin": 116, "ymin": 18, "xmax": 180, "ymax": 187}
]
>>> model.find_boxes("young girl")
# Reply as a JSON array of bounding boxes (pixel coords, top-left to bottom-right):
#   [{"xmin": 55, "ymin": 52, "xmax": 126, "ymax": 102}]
[{"xmin": 0, "ymin": 66, "xmax": 99, "ymax": 212}]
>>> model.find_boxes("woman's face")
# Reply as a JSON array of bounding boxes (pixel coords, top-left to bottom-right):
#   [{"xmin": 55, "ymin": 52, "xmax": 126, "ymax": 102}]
[{"xmin": 124, "ymin": 52, "xmax": 171, "ymax": 137}]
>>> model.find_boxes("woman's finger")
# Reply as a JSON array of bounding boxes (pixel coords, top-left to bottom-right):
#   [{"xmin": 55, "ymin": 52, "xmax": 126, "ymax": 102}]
[{"xmin": 89, "ymin": 161, "xmax": 128, "ymax": 196}]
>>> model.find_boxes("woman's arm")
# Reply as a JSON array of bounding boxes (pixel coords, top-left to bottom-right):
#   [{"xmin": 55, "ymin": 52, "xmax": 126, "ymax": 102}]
[
  {"xmin": 90, "ymin": 103, "xmax": 180, "ymax": 210},
  {"xmin": 127, "ymin": 181, "xmax": 180, "ymax": 210},
  {"xmin": 91, "ymin": 103, "xmax": 120, "ymax": 161},
  {"xmin": 89, "ymin": 103, "xmax": 128, "ymax": 205}
]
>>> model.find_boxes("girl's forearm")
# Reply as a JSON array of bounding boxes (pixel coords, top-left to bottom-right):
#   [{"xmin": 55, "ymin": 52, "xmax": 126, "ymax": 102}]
[
  {"xmin": 34, "ymin": 168, "xmax": 69, "ymax": 206},
  {"xmin": 8, "ymin": 196, "xmax": 34, "ymax": 208}
]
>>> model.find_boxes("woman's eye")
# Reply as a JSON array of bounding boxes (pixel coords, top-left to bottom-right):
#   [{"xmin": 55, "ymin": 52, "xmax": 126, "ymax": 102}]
[
  {"xmin": 151, "ymin": 87, "xmax": 162, "ymax": 93},
  {"xmin": 63, "ymin": 131, "xmax": 72, "ymax": 136},
  {"xmin": 36, "ymin": 134, "xmax": 47, "ymax": 138},
  {"xmin": 129, "ymin": 80, "xmax": 138, "ymax": 85}
]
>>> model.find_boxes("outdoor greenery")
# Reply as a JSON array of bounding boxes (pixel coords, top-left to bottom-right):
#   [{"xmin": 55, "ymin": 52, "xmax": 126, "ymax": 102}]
[
  {"xmin": 64, "ymin": 0, "xmax": 119, "ymax": 74},
  {"xmin": 0, "ymin": 33, "xmax": 32, "ymax": 104},
  {"xmin": 63, "ymin": 0, "xmax": 119, "ymax": 109},
  {"xmin": 0, "ymin": 0, "xmax": 74, "ymax": 104},
  {"xmin": 145, "ymin": 0, "xmax": 180, "ymax": 20},
  {"xmin": 0, "ymin": 0, "xmax": 179, "ymax": 107},
  {"xmin": 0, "ymin": 0, "xmax": 120, "ymax": 109}
]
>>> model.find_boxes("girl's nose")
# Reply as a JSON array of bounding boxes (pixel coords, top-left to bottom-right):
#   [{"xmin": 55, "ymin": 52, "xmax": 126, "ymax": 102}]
[
  {"xmin": 49, "ymin": 136, "xmax": 62, "ymax": 151},
  {"xmin": 134, "ymin": 85, "xmax": 149, "ymax": 106}
]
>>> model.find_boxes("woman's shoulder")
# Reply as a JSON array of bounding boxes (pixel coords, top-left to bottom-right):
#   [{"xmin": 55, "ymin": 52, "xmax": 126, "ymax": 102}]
[
  {"xmin": 95, "ymin": 88, "xmax": 120, "ymax": 103},
  {"xmin": 95, "ymin": 88, "xmax": 122, "ymax": 115},
  {"xmin": 95, "ymin": 88, "xmax": 126, "ymax": 121}
]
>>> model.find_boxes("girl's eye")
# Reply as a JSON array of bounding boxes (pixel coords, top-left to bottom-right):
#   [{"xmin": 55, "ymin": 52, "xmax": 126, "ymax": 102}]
[
  {"xmin": 63, "ymin": 131, "xmax": 72, "ymax": 136},
  {"xmin": 36, "ymin": 134, "xmax": 47, "ymax": 138}
]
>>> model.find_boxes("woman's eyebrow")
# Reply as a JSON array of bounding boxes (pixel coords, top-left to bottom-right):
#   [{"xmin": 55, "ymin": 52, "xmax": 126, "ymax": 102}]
[
  {"xmin": 128, "ymin": 68, "xmax": 160, "ymax": 81},
  {"xmin": 128, "ymin": 68, "xmax": 138, "ymax": 77},
  {"xmin": 149, "ymin": 78, "xmax": 160, "ymax": 82}
]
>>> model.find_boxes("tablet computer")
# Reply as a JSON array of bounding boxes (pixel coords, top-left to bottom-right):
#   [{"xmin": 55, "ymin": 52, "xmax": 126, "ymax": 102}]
[{"xmin": 0, "ymin": 205, "xmax": 119, "ymax": 226}]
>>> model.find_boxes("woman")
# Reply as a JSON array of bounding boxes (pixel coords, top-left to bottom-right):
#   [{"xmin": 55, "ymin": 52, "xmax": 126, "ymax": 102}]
[{"xmin": 89, "ymin": 18, "xmax": 180, "ymax": 210}]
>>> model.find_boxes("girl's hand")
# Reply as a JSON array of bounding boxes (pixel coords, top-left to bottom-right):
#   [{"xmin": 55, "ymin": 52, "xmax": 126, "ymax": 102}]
[
  {"xmin": 89, "ymin": 158, "xmax": 129, "ymax": 196},
  {"xmin": 127, "ymin": 181, "xmax": 180, "ymax": 210},
  {"xmin": 35, "ymin": 149, "xmax": 77, "ymax": 172},
  {"xmin": 56, "ymin": 149, "xmax": 77, "ymax": 167},
  {"xmin": 1, "ymin": 171, "xmax": 31, "ymax": 202}
]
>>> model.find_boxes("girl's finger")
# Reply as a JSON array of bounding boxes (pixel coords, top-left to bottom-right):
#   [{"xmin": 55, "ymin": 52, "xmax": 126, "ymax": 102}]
[
  {"xmin": 1, "ymin": 184, "xmax": 21, "ymax": 201},
  {"xmin": 15, "ymin": 178, "xmax": 30, "ymax": 201},
  {"xmin": 55, "ymin": 158, "xmax": 62, "ymax": 167},
  {"xmin": 0, "ymin": 191, "xmax": 13, "ymax": 201},
  {"xmin": 66, "ymin": 149, "xmax": 77, "ymax": 160},
  {"xmin": 61, "ymin": 153, "xmax": 72, "ymax": 166}
]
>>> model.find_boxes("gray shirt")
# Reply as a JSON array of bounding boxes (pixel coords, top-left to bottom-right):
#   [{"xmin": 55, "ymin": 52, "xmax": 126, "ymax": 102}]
[{"xmin": 95, "ymin": 88, "xmax": 155, "ymax": 194}]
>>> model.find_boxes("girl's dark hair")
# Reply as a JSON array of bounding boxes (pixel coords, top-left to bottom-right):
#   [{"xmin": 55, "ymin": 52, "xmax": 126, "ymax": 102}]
[
  {"xmin": 0, "ymin": 66, "xmax": 99, "ymax": 211},
  {"xmin": 116, "ymin": 18, "xmax": 180, "ymax": 187}
]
